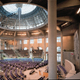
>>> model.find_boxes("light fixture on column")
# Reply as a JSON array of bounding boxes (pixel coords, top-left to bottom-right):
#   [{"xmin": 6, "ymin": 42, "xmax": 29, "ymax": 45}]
[
  {"xmin": 46, "ymin": 30, "xmax": 49, "ymax": 32},
  {"xmin": 61, "ymin": 22, "xmax": 68, "ymax": 27},
  {"xmin": 77, "ymin": 8, "xmax": 80, "ymax": 14}
]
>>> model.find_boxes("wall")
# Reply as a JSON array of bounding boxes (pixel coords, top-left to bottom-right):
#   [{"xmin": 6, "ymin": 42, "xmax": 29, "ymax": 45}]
[
  {"xmin": 63, "ymin": 36, "xmax": 74, "ymax": 50},
  {"xmin": 1, "ymin": 36, "xmax": 74, "ymax": 51}
]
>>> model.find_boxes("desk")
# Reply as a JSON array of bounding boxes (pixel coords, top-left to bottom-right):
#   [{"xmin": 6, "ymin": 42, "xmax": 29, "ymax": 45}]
[
  {"xmin": 66, "ymin": 72, "xmax": 80, "ymax": 79},
  {"xmin": 43, "ymin": 72, "xmax": 48, "ymax": 78}
]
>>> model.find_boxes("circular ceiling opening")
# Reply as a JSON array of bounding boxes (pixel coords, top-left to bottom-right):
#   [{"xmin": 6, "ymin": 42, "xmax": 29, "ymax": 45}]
[
  {"xmin": 0, "ymin": 3, "xmax": 48, "ymax": 31},
  {"xmin": 3, "ymin": 4, "xmax": 37, "ymax": 15}
]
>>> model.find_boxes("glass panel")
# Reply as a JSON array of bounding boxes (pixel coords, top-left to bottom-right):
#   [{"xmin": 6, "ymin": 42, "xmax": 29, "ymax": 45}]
[
  {"xmin": 46, "ymin": 38, "xmax": 48, "ymax": 43},
  {"xmin": 3, "ymin": 4, "xmax": 36, "ymax": 15},
  {"xmin": 57, "ymin": 37, "xmax": 61, "ymax": 42},
  {"xmin": 30, "ymin": 39, "xmax": 34, "ymax": 44},
  {"xmin": 57, "ymin": 47, "xmax": 61, "ymax": 52},
  {"xmin": 46, "ymin": 47, "xmax": 48, "ymax": 52},
  {"xmin": 57, "ymin": 54, "xmax": 61, "ymax": 62},
  {"xmin": 24, "ymin": 40, "xmax": 27, "ymax": 44},
  {"xmin": 37, "ymin": 38, "xmax": 42, "ymax": 43}
]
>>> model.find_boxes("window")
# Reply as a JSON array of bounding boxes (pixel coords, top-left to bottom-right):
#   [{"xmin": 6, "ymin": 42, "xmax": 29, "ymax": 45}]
[
  {"xmin": 39, "ymin": 47, "xmax": 42, "ymax": 50},
  {"xmin": 30, "ymin": 48, "xmax": 32, "ymax": 51},
  {"xmin": 46, "ymin": 47, "xmax": 48, "ymax": 52},
  {"xmin": 57, "ymin": 47, "xmax": 61, "ymax": 52},
  {"xmin": 24, "ymin": 47, "xmax": 27, "ymax": 50},
  {"xmin": 57, "ymin": 37, "xmax": 61, "ymax": 42},
  {"xmin": 30, "ymin": 39, "xmax": 34, "ymax": 44},
  {"xmin": 20, "ymin": 40, "xmax": 22, "ymax": 44},
  {"xmin": 46, "ymin": 38, "xmax": 48, "ymax": 43},
  {"xmin": 57, "ymin": 54, "xmax": 61, "ymax": 62},
  {"xmin": 37, "ymin": 38, "xmax": 42, "ymax": 43},
  {"xmin": 24, "ymin": 40, "xmax": 27, "ymax": 44}
]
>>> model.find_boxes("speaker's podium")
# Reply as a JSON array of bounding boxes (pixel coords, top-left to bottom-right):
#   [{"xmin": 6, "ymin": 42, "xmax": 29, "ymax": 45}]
[
  {"xmin": 43, "ymin": 72, "xmax": 58, "ymax": 79},
  {"xmin": 43, "ymin": 72, "xmax": 48, "ymax": 78}
]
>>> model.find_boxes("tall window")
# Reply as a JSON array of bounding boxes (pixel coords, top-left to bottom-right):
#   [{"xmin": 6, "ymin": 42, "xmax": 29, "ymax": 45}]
[
  {"xmin": 57, "ymin": 37, "xmax": 61, "ymax": 42},
  {"xmin": 46, "ymin": 38, "xmax": 48, "ymax": 43},
  {"xmin": 20, "ymin": 40, "xmax": 22, "ymax": 44},
  {"xmin": 57, "ymin": 54, "xmax": 61, "ymax": 62},
  {"xmin": 57, "ymin": 47, "xmax": 61, "ymax": 52},
  {"xmin": 30, "ymin": 39, "xmax": 34, "ymax": 44},
  {"xmin": 46, "ymin": 47, "xmax": 48, "ymax": 52},
  {"xmin": 24, "ymin": 40, "xmax": 27, "ymax": 44},
  {"xmin": 37, "ymin": 38, "xmax": 42, "ymax": 43}
]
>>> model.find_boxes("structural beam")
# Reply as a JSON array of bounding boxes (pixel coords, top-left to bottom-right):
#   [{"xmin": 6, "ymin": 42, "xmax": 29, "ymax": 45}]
[
  {"xmin": 14, "ymin": 31, "xmax": 16, "ymax": 37},
  {"xmin": 38, "ymin": 29, "xmax": 45, "ymax": 36},
  {"xmin": 57, "ymin": 0, "xmax": 80, "ymax": 10},
  {"xmin": 57, "ymin": 16, "xmax": 75, "ymax": 22},
  {"xmin": 48, "ymin": 0, "xmax": 57, "ymax": 79},
  {"xmin": 0, "ymin": 30, "xmax": 5, "ymax": 36},
  {"xmin": 27, "ymin": 31, "xmax": 30, "ymax": 37},
  {"xmin": 28, "ymin": 0, "xmax": 32, "ymax": 3}
]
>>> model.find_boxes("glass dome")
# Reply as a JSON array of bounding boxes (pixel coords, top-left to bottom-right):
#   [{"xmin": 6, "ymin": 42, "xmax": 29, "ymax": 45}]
[
  {"xmin": 0, "ymin": 3, "xmax": 48, "ymax": 31},
  {"xmin": 3, "ymin": 4, "xmax": 37, "ymax": 15}
]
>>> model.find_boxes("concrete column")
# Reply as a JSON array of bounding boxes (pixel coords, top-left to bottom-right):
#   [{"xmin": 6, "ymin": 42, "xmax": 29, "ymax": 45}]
[
  {"xmin": 61, "ymin": 31, "xmax": 63, "ymax": 66},
  {"xmin": 44, "ymin": 36, "xmax": 46, "ymax": 60},
  {"xmin": 0, "ymin": 39, "xmax": 1, "ymax": 50},
  {"xmin": 79, "ymin": 23, "xmax": 80, "ymax": 71},
  {"xmin": 14, "ymin": 38, "xmax": 15, "ymax": 50},
  {"xmin": 48, "ymin": 0, "xmax": 57, "ymax": 79},
  {"xmin": 2, "ymin": 41, "xmax": 4, "ymax": 50},
  {"xmin": 29, "ymin": 38, "xmax": 30, "ymax": 53},
  {"xmin": 21, "ymin": 40, "xmax": 23, "ymax": 50}
]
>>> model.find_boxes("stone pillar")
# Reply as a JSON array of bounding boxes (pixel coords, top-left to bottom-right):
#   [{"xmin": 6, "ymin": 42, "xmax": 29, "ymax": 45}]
[
  {"xmin": 79, "ymin": 23, "xmax": 80, "ymax": 71},
  {"xmin": 61, "ymin": 31, "xmax": 63, "ymax": 66},
  {"xmin": 21, "ymin": 40, "xmax": 23, "ymax": 50},
  {"xmin": 0, "ymin": 39, "xmax": 1, "ymax": 50},
  {"xmin": 44, "ymin": 36, "xmax": 46, "ymax": 60},
  {"xmin": 29, "ymin": 38, "xmax": 30, "ymax": 53},
  {"xmin": 2, "ymin": 41, "xmax": 4, "ymax": 50},
  {"xmin": 48, "ymin": 0, "xmax": 57, "ymax": 79},
  {"xmin": 14, "ymin": 38, "xmax": 15, "ymax": 50}
]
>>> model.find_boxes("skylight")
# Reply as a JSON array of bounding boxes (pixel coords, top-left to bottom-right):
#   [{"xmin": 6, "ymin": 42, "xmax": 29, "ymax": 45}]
[{"xmin": 3, "ymin": 4, "xmax": 36, "ymax": 15}]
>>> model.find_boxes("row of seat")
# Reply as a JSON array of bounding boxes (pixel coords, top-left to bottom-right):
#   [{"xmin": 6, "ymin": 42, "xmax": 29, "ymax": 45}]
[{"xmin": 0, "ymin": 59, "xmax": 48, "ymax": 80}]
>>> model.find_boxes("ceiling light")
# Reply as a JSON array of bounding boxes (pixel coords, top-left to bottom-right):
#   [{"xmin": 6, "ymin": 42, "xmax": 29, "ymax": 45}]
[
  {"xmin": 77, "ymin": 8, "xmax": 80, "ymax": 14},
  {"xmin": 61, "ymin": 22, "xmax": 68, "ymax": 27},
  {"xmin": 46, "ymin": 30, "xmax": 49, "ymax": 32},
  {"xmin": 32, "ymin": 32, "xmax": 40, "ymax": 35},
  {"xmin": 17, "ymin": 34, "xmax": 26, "ymax": 36}
]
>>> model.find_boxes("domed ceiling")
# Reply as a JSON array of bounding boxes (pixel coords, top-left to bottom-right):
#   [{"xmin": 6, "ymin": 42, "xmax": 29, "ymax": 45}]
[{"xmin": 0, "ymin": 3, "xmax": 48, "ymax": 31}]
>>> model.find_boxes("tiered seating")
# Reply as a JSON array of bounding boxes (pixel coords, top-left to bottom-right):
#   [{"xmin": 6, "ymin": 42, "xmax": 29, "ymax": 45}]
[
  {"xmin": 18, "ymin": 50, "xmax": 29, "ymax": 57},
  {"xmin": 3, "ymin": 50, "xmax": 16, "ymax": 57},
  {"xmin": 33, "ymin": 58, "xmax": 43, "ymax": 62},
  {"xmin": 0, "ymin": 58, "xmax": 48, "ymax": 80},
  {"xmin": 32, "ymin": 50, "xmax": 43, "ymax": 58},
  {"xmin": 57, "ymin": 59, "xmax": 76, "ymax": 78},
  {"xmin": 35, "ymin": 60, "xmax": 48, "ymax": 69}
]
